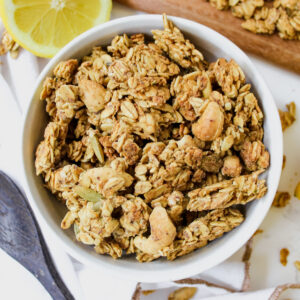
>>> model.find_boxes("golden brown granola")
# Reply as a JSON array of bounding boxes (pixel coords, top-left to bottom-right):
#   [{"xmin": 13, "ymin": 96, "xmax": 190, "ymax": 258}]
[
  {"xmin": 168, "ymin": 287, "xmax": 197, "ymax": 300},
  {"xmin": 35, "ymin": 15, "xmax": 269, "ymax": 261},
  {"xmin": 0, "ymin": 30, "xmax": 20, "ymax": 59},
  {"xmin": 282, "ymin": 154, "xmax": 286, "ymax": 170},
  {"xmin": 279, "ymin": 102, "xmax": 296, "ymax": 131},
  {"xmin": 207, "ymin": 0, "xmax": 300, "ymax": 40},
  {"xmin": 272, "ymin": 191, "xmax": 291, "ymax": 207},
  {"xmin": 294, "ymin": 182, "xmax": 300, "ymax": 200},
  {"xmin": 294, "ymin": 260, "xmax": 300, "ymax": 271},
  {"xmin": 280, "ymin": 248, "xmax": 289, "ymax": 266}
]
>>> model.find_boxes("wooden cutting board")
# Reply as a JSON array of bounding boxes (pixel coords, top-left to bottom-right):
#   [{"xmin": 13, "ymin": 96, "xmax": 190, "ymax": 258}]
[{"xmin": 116, "ymin": 0, "xmax": 300, "ymax": 74}]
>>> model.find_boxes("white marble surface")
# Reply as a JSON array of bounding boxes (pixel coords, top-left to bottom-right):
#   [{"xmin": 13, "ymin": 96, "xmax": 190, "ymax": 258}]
[{"xmin": 0, "ymin": 2, "xmax": 300, "ymax": 299}]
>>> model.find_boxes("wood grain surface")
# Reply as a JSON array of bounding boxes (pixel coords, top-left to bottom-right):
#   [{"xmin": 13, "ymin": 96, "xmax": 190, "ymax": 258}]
[{"xmin": 116, "ymin": 0, "xmax": 300, "ymax": 74}]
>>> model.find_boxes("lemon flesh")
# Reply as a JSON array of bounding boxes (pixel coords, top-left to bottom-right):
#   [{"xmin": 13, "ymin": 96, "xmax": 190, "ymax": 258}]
[{"xmin": 0, "ymin": 0, "xmax": 112, "ymax": 57}]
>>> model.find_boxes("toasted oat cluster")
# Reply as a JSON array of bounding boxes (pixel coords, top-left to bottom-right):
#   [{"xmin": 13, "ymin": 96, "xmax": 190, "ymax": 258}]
[
  {"xmin": 0, "ymin": 31, "xmax": 20, "ymax": 59},
  {"xmin": 35, "ymin": 15, "xmax": 269, "ymax": 262},
  {"xmin": 208, "ymin": 0, "xmax": 300, "ymax": 40}
]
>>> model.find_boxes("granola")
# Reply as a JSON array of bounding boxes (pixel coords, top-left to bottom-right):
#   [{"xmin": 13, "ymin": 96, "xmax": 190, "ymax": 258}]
[
  {"xmin": 207, "ymin": 0, "xmax": 300, "ymax": 40},
  {"xmin": 279, "ymin": 102, "xmax": 296, "ymax": 131},
  {"xmin": 272, "ymin": 191, "xmax": 291, "ymax": 207},
  {"xmin": 168, "ymin": 287, "xmax": 197, "ymax": 300},
  {"xmin": 280, "ymin": 248, "xmax": 289, "ymax": 266},
  {"xmin": 0, "ymin": 30, "xmax": 20, "ymax": 58},
  {"xmin": 35, "ymin": 15, "xmax": 269, "ymax": 261}
]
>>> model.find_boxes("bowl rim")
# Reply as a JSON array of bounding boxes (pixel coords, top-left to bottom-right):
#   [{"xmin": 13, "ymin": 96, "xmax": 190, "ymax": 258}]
[{"xmin": 21, "ymin": 14, "xmax": 283, "ymax": 283}]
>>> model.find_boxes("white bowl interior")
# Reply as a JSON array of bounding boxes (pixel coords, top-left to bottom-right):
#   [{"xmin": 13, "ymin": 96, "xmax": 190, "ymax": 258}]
[{"xmin": 22, "ymin": 15, "xmax": 282, "ymax": 282}]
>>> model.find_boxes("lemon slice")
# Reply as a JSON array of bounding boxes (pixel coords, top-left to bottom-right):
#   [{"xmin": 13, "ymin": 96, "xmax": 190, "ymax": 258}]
[{"xmin": 0, "ymin": 0, "xmax": 112, "ymax": 57}]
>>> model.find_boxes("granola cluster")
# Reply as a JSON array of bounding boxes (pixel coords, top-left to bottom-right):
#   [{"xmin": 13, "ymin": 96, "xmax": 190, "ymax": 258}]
[
  {"xmin": 35, "ymin": 15, "xmax": 269, "ymax": 262},
  {"xmin": 208, "ymin": 0, "xmax": 300, "ymax": 40},
  {"xmin": 0, "ymin": 31, "xmax": 20, "ymax": 59}
]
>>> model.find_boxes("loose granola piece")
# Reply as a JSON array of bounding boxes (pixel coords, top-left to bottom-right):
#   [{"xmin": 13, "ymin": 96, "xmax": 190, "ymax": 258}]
[
  {"xmin": 0, "ymin": 30, "xmax": 20, "ymax": 58},
  {"xmin": 134, "ymin": 206, "xmax": 176, "ymax": 255},
  {"xmin": 152, "ymin": 14, "xmax": 204, "ymax": 69},
  {"xmin": 282, "ymin": 154, "xmax": 286, "ymax": 170},
  {"xmin": 294, "ymin": 260, "xmax": 300, "ymax": 271},
  {"xmin": 168, "ymin": 287, "xmax": 197, "ymax": 300},
  {"xmin": 272, "ymin": 191, "xmax": 291, "ymax": 207},
  {"xmin": 294, "ymin": 182, "xmax": 300, "ymax": 200},
  {"xmin": 231, "ymin": 0, "xmax": 264, "ymax": 19},
  {"xmin": 242, "ymin": 8, "xmax": 279, "ymax": 35},
  {"xmin": 279, "ymin": 102, "xmax": 296, "ymax": 131},
  {"xmin": 187, "ymin": 171, "xmax": 267, "ymax": 211},
  {"xmin": 280, "ymin": 248, "xmax": 289, "ymax": 266},
  {"xmin": 208, "ymin": 0, "xmax": 300, "ymax": 40}
]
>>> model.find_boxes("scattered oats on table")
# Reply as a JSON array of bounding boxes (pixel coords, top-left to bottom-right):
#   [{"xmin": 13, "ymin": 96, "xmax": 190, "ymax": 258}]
[
  {"xmin": 207, "ymin": 0, "xmax": 300, "ymax": 40},
  {"xmin": 35, "ymin": 14, "xmax": 270, "ymax": 261},
  {"xmin": 280, "ymin": 248, "xmax": 289, "ymax": 266},
  {"xmin": 279, "ymin": 101, "xmax": 296, "ymax": 131}
]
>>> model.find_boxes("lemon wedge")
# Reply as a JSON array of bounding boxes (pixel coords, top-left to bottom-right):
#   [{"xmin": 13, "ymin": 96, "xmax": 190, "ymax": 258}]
[{"xmin": 0, "ymin": 0, "xmax": 112, "ymax": 57}]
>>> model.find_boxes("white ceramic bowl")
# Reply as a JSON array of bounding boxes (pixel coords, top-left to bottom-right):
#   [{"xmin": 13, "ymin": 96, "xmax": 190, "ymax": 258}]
[{"xmin": 21, "ymin": 14, "xmax": 282, "ymax": 283}]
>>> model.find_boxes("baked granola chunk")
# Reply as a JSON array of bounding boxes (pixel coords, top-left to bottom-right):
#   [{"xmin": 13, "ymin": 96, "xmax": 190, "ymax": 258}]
[{"xmin": 35, "ymin": 14, "xmax": 269, "ymax": 262}]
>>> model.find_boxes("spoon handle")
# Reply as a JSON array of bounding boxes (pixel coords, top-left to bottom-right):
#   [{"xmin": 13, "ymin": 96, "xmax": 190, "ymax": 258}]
[{"xmin": 0, "ymin": 171, "xmax": 74, "ymax": 300}]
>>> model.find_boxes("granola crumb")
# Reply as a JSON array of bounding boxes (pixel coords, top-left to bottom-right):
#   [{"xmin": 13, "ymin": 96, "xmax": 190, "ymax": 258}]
[
  {"xmin": 282, "ymin": 155, "xmax": 286, "ymax": 170},
  {"xmin": 294, "ymin": 260, "xmax": 300, "ymax": 271},
  {"xmin": 272, "ymin": 191, "xmax": 291, "ymax": 208},
  {"xmin": 280, "ymin": 248, "xmax": 289, "ymax": 266},
  {"xmin": 142, "ymin": 290, "xmax": 156, "ymax": 296},
  {"xmin": 253, "ymin": 229, "xmax": 263, "ymax": 236},
  {"xmin": 294, "ymin": 182, "xmax": 300, "ymax": 200},
  {"xmin": 0, "ymin": 31, "xmax": 20, "ymax": 59},
  {"xmin": 279, "ymin": 102, "xmax": 296, "ymax": 131},
  {"xmin": 168, "ymin": 287, "xmax": 197, "ymax": 300}
]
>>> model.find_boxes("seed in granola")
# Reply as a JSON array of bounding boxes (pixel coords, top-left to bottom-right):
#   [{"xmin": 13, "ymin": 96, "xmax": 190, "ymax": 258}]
[
  {"xmin": 74, "ymin": 185, "xmax": 104, "ymax": 203},
  {"xmin": 280, "ymin": 248, "xmax": 289, "ymax": 266},
  {"xmin": 272, "ymin": 191, "xmax": 291, "ymax": 208},
  {"xmin": 168, "ymin": 287, "xmax": 197, "ymax": 300}
]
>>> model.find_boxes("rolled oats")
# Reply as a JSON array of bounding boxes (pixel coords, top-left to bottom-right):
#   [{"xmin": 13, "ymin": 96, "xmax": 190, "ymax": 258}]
[{"xmin": 35, "ymin": 15, "xmax": 269, "ymax": 261}]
